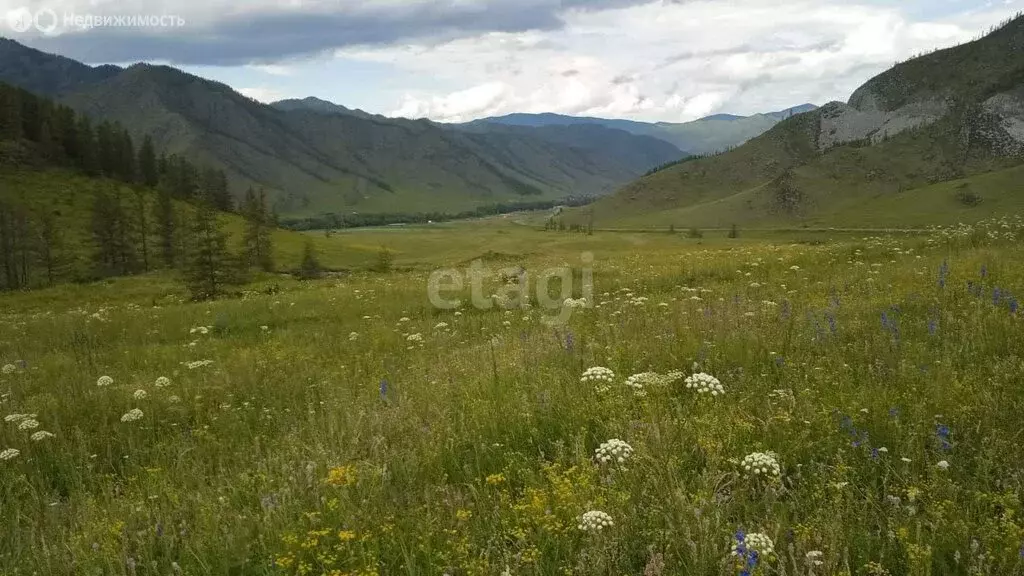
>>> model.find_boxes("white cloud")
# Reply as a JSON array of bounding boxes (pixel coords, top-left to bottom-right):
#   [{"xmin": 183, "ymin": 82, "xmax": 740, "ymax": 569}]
[
  {"xmin": 328, "ymin": 0, "xmax": 1024, "ymax": 122},
  {"xmin": 237, "ymin": 86, "xmax": 288, "ymax": 102},
  {"xmin": 245, "ymin": 64, "xmax": 293, "ymax": 76}
]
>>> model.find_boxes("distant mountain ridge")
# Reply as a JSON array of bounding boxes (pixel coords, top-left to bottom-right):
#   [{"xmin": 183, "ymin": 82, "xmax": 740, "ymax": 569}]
[
  {"xmin": 468, "ymin": 103, "xmax": 819, "ymax": 155},
  {"xmin": 271, "ymin": 97, "xmax": 379, "ymax": 120},
  {"xmin": 0, "ymin": 38, "xmax": 683, "ymax": 218}
]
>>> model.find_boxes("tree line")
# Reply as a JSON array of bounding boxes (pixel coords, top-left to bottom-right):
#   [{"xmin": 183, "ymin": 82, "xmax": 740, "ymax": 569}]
[
  {"xmin": 0, "ymin": 82, "xmax": 276, "ymax": 299},
  {"xmin": 280, "ymin": 196, "xmax": 597, "ymax": 231}
]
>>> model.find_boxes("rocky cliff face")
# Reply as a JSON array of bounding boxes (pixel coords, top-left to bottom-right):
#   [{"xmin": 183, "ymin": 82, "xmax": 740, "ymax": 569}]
[{"xmin": 815, "ymin": 85, "xmax": 1024, "ymax": 156}]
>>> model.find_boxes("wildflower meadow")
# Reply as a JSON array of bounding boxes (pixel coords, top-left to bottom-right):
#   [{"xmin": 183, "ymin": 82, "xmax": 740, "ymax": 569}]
[{"xmin": 3, "ymin": 218, "xmax": 1024, "ymax": 575}]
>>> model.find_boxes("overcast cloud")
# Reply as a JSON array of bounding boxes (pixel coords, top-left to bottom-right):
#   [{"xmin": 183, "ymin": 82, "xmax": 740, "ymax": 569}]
[{"xmin": 4, "ymin": 0, "xmax": 1023, "ymax": 122}]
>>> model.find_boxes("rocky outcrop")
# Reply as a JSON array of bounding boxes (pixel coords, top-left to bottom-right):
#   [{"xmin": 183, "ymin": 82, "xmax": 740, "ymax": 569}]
[
  {"xmin": 816, "ymin": 96, "xmax": 948, "ymax": 151},
  {"xmin": 982, "ymin": 86, "xmax": 1024, "ymax": 154}
]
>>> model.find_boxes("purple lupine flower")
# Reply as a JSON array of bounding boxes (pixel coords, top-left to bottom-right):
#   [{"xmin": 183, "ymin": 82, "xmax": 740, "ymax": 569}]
[
  {"xmin": 379, "ymin": 379, "xmax": 388, "ymax": 400},
  {"xmin": 936, "ymin": 423, "xmax": 952, "ymax": 451}
]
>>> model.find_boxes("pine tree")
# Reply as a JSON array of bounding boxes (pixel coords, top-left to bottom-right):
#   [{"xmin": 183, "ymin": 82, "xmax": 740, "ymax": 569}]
[
  {"xmin": 0, "ymin": 85, "xmax": 22, "ymax": 140},
  {"xmin": 153, "ymin": 184, "xmax": 177, "ymax": 267},
  {"xmin": 200, "ymin": 166, "xmax": 232, "ymax": 211},
  {"xmin": 117, "ymin": 129, "xmax": 136, "ymax": 183},
  {"xmin": 76, "ymin": 115, "xmax": 98, "ymax": 176},
  {"xmin": 183, "ymin": 200, "xmax": 234, "ymax": 300},
  {"xmin": 34, "ymin": 209, "xmax": 64, "ymax": 286},
  {"xmin": 95, "ymin": 122, "xmax": 117, "ymax": 177},
  {"xmin": 242, "ymin": 186, "xmax": 274, "ymax": 271},
  {"xmin": 138, "ymin": 135, "xmax": 158, "ymax": 188},
  {"xmin": 298, "ymin": 240, "xmax": 322, "ymax": 280},
  {"xmin": 134, "ymin": 190, "xmax": 150, "ymax": 272},
  {"xmin": 0, "ymin": 201, "xmax": 22, "ymax": 290},
  {"xmin": 91, "ymin": 189, "xmax": 137, "ymax": 277}
]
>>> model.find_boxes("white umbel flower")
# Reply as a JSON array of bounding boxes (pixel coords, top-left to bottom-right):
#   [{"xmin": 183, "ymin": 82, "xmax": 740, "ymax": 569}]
[
  {"xmin": 4, "ymin": 413, "xmax": 31, "ymax": 423},
  {"xmin": 1, "ymin": 364, "xmax": 15, "ymax": 374},
  {"xmin": 17, "ymin": 418, "xmax": 39, "ymax": 430},
  {"xmin": 348, "ymin": 332, "xmax": 360, "ymax": 341},
  {"xmin": 578, "ymin": 510, "xmax": 614, "ymax": 532},
  {"xmin": 595, "ymin": 439, "xmax": 634, "ymax": 465},
  {"xmin": 154, "ymin": 376, "xmax": 171, "ymax": 388},
  {"xmin": 625, "ymin": 372, "xmax": 665, "ymax": 396},
  {"xmin": 97, "ymin": 375, "xmax": 114, "ymax": 387},
  {"xmin": 580, "ymin": 367, "xmax": 615, "ymax": 384},
  {"xmin": 30, "ymin": 430, "xmax": 55, "ymax": 442},
  {"xmin": 684, "ymin": 372, "xmax": 724, "ymax": 395},
  {"xmin": 936, "ymin": 460, "xmax": 950, "ymax": 470},
  {"xmin": 732, "ymin": 532, "xmax": 775, "ymax": 556},
  {"xmin": 741, "ymin": 452, "xmax": 781, "ymax": 477},
  {"xmin": 805, "ymin": 550, "xmax": 824, "ymax": 567},
  {"xmin": 133, "ymin": 389, "xmax": 148, "ymax": 400},
  {"xmin": 120, "ymin": 408, "xmax": 144, "ymax": 423},
  {"xmin": 563, "ymin": 297, "xmax": 588, "ymax": 309},
  {"xmin": 0, "ymin": 448, "xmax": 19, "ymax": 461}
]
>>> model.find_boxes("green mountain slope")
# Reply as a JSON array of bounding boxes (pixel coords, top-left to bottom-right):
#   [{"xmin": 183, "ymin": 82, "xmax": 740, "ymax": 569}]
[
  {"xmin": 0, "ymin": 39, "xmax": 682, "ymax": 218},
  {"xmin": 0, "ymin": 38, "xmax": 120, "ymax": 97},
  {"xmin": 578, "ymin": 14, "xmax": 1024, "ymax": 229}
]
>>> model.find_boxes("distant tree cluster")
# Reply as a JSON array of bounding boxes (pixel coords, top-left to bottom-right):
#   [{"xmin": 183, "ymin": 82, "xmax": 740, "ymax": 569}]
[
  {"xmin": 279, "ymin": 196, "xmax": 595, "ymax": 231},
  {"xmin": 0, "ymin": 81, "xmax": 273, "ymax": 298}
]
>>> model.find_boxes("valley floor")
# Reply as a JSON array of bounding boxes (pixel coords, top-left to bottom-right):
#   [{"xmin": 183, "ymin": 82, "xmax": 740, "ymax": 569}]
[{"xmin": 2, "ymin": 218, "xmax": 1024, "ymax": 575}]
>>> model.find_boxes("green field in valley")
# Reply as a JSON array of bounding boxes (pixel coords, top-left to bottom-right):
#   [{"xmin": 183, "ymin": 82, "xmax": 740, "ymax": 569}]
[{"xmin": 3, "ymin": 217, "xmax": 1024, "ymax": 575}]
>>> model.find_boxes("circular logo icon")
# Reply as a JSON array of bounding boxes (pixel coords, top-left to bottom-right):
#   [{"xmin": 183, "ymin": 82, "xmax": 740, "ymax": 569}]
[
  {"xmin": 5, "ymin": 7, "xmax": 33, "ymax": 32},
  {"xmin": 33, "ymin": 8, "xmax": 58, "ymax": 34}
]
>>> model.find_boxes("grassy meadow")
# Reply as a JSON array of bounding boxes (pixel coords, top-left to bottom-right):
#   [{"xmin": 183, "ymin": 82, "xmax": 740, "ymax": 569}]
[{"xmin": 3, "ymin": 217, "xmax": 1024, "ymax": 575}]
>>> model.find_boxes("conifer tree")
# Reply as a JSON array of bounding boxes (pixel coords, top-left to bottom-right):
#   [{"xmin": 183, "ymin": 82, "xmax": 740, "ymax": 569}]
[
  {"xmin": 242, "ymin": 186, "xmax": 274, "ymax": 271},
  {"xmin": 138, "ymin": 135, "xmax": 158, "ymax": 187},
  {"xmin": 153, "ymin": 184, "xmax": 177, "ymax": 267},
  {"xmin": 183, "ymin": 200, "xmax": 234, "ymax": 300},
  {"xmin": 298, "ymin": 240, "xmax": 322, "ymax": 279},
  {"xmin": 0, "ymin": 85, "xmax": 22, "ymax": 140}
]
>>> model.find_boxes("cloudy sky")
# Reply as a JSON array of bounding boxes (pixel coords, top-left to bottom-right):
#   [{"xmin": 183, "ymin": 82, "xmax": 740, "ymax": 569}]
[{"xmin": 5, "ymin": 0, "xmax": 1023, "ymax": 122}]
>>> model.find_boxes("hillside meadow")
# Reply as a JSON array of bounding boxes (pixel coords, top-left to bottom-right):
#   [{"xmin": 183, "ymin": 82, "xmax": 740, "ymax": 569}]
[{"xmin": 2, "ymin": 218, "xmax": 1024, "ymax": 575}]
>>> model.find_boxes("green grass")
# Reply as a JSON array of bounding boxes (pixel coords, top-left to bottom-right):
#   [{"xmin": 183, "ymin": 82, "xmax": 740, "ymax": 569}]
[{"xmin": 3, "ymin": 217, "xmax": 1024, "ymax": 574}]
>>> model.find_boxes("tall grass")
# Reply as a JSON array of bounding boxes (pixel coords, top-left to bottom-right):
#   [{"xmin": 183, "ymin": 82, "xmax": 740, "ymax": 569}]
[{"xmin": 2, "ymin": 218, "xmax": 1024, "ymax": 575}]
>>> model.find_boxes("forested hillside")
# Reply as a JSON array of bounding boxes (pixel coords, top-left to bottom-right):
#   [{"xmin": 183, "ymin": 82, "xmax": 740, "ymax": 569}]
[{"xmin": 0, "ymin": 82, "xmax": 275, "ymax": 294}]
